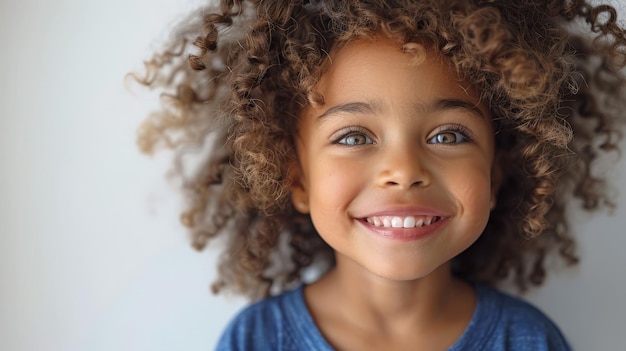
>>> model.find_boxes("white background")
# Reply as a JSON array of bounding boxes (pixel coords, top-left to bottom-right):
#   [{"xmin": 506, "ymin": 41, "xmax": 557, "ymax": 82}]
[{"xmin": 1, "ymin": 0, "xmax": 625, "ymax": 350}]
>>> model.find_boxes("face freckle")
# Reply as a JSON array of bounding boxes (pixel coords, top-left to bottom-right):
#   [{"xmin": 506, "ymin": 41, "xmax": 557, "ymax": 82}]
[{"xmin": 290, "ymin": 38, "xmax": 499, "ymax": 281}]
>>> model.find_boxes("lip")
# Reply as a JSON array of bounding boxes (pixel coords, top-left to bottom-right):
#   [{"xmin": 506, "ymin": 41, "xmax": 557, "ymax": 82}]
[
  {"xmin": 357, "ymin": 216, "xmax": 449, "ymax": 241},
  {"xmin": 356, "ymin": 205, "xmax": 450, "ymax": 219},
  {"xmin": 355, "ymin": 206, "xmax": 451, "ymax": 242}
]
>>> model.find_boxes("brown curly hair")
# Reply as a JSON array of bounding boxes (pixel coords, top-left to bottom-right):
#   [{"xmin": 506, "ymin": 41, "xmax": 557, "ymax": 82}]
[{"xmin": 133, "ymin": 0, "xmax": 626, "ymax": 300}]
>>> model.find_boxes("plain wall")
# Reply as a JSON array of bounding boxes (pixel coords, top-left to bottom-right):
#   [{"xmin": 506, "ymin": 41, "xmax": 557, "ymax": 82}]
[{"xmin": 1, "ymin": 1, "xmax": 625, "ymax": 350}]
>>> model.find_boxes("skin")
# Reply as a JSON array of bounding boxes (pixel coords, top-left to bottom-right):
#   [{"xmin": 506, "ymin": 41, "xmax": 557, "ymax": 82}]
[{"xmin": 290, "ymin": 38, "xmax": 500, "ymax": 350}]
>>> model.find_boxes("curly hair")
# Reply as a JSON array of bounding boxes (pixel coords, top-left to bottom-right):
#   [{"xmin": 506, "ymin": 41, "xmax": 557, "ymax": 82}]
[{"xmin": 133, "ymin": 0, "xmax": 626, "ymax": 300}]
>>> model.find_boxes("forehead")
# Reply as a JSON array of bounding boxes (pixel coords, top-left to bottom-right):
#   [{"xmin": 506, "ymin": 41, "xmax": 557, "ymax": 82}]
[{"xmin": 312, "ymin": 38, "xmax": 485, "ymax": 112}]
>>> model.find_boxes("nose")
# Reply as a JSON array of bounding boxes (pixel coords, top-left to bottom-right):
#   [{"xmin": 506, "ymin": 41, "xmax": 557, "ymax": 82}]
[{"xmin": 376, "ymin": 142, "xmax": 431, "ymax": 189}]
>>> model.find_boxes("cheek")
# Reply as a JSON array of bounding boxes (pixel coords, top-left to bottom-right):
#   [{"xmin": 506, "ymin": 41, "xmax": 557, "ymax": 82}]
[
  {"xmin": 306, "ymin": 159, "xmax": 368, "ymax": 246},
  {"xmin": 442, "ymin": 160, "xmax": 493, "ymax": 218},
  {"xmin": 458, "ymin": 172, "xmax": 491, "ymax": 200},
  {"xmin": 309, "ymin": 160, "xmax": 363, "ymax": 210},
  {"xmin": 307, "ymin": 164, "xmax": 361, "ymax": 246}
]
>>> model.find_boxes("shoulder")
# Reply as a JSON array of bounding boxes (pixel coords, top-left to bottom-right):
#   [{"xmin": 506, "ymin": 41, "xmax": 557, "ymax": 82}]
[
  {"xmin": 451, "ymin": 284, "xmax": 572, "ymax": 351},
  {"xmin": 214, "ymin": 288, "xmax": 296, "ymax": 351},
  {"xmin": 215, "ymin": 286, "xmax": 330, "ymax": 351}
]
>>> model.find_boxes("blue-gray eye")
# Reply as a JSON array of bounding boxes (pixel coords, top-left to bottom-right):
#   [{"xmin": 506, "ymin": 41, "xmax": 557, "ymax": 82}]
[
  {"xmin": 338, "ymin": 133, "xmax": 374, "ymax": 145},
  {"xmin": 428, "ymin": 131, "xmax": 468, "ymax": 144}
]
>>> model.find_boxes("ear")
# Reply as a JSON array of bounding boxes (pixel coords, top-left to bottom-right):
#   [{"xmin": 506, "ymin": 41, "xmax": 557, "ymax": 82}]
[
  {"xmin": 490, "ymin": 151, "xmax": 504, "ymax": 211},
  {"xmin": 287, "ymin": 160, "xmax": 310, "ymax": 214}
]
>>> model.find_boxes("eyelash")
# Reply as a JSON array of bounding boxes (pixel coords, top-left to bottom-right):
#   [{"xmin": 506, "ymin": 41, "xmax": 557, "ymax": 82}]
[
  {"xmin": 332, "ymin": 127, "xmax": 375, "ymax": 146},
  {"xmin": 428, "ymin": 124, "xmax": 474, "ymax": 145},
  {"xmin": 331, "ymin": 124, "xmax": 474, "ymax": 146}
]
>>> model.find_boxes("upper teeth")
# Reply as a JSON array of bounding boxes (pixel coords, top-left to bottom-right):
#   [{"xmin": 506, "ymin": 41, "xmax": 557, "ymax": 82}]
[{"xmin": 365, "ymin": 216, "xmax": 441, "ymax": 228}]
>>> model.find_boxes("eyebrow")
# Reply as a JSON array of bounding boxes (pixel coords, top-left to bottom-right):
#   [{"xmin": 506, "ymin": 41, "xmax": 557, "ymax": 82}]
[
  {"xmin": 433, "ymin": 98, "xmax": 486, "ymax": 120},
  {"xmin": 317, "ymin": 101, "xmax": 380, "ymax": 122},
  {"xmin": 316, "ymin": 98, "xmax": 486, "ymax": 121}
]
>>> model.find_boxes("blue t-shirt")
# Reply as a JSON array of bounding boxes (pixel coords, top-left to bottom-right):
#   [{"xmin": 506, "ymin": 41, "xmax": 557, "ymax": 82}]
[{"xmin": 216, "ymin": 284, "xmax": 571, "ymax": 350}]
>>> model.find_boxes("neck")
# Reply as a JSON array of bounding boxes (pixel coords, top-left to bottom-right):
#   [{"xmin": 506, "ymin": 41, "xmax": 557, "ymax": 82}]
[
  {"xmin": 306, "ymin": 255, "xmax": 474, "ymax": 337},
  {"xmin": 344, "ymin": 256, "xmax": 455, "ymax": 327}
]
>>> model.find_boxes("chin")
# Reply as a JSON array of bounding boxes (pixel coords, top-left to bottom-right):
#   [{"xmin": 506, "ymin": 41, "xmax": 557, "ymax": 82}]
[{"xmin": 362, "ymin": 260, "xmax": 449, "ymax": 282}]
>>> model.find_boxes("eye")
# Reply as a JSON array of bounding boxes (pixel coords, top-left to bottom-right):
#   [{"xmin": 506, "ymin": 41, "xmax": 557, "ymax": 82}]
[
  {"xmin": 337, "ymin": 132, "xmax": 374, "ymax": 146},
  {"xmin": 427, "ymin": 125, "xmax": 472, "ymax": 145}
]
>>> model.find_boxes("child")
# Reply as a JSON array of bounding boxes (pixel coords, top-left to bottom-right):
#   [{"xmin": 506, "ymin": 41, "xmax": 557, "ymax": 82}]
[{"xmin": 135, "ymin": 0, "xmax": 626, "ymax": 350}]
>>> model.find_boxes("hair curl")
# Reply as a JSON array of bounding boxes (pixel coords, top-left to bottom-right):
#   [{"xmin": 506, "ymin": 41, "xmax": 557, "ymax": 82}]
[{"xmin": 133, "ymin": 0, "xmax": 626, "ymax": 300}]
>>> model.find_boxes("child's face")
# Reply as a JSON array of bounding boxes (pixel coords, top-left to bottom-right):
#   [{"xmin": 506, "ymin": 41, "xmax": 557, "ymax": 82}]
[{"xmin": 291, "ymin": 38, "xmax": 499, "ymax": 281}]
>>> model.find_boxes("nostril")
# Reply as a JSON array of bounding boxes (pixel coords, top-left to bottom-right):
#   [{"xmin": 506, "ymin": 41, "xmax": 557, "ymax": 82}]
[
  {"xmin": 384, "ymin": 179, "xmax": 424, "ymax": 188},
  {"xmin": 378, "ymin": 164, "xmax": 430, "ymax": 189}
]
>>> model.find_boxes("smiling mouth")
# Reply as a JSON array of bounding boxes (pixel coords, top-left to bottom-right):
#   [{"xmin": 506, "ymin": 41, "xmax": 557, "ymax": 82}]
[{"xmin": 364, "ymin": 215, "xmax": 443, "ymax": 228}]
